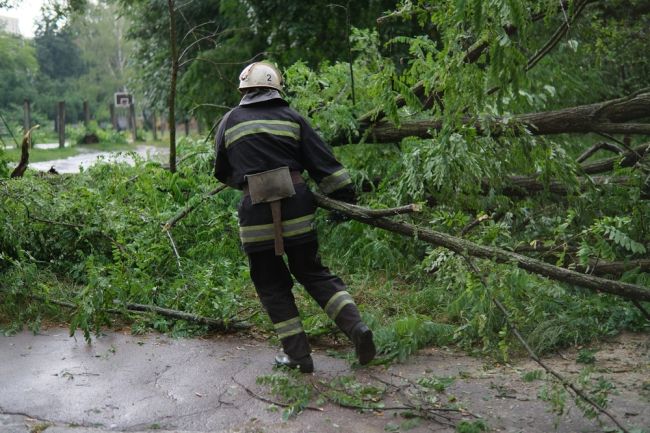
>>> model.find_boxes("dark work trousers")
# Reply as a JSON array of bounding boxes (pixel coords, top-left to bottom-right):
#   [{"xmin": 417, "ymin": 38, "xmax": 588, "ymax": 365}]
[{"xmin": 247, "ymin": 240, "xmax": 363, "ymax": 359}]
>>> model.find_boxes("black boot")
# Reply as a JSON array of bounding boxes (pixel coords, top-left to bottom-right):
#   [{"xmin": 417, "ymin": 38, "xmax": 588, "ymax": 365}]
[
  {"xmin": 351, "ymin": 323, "xmax": 376, "ymax": 365},
  {"xmin": 274, "ymin": 353, "xmax": 314, "ymax": 373}
]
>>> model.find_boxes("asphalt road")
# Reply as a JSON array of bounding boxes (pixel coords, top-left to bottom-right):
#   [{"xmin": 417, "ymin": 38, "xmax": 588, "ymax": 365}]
[{"xmin": 1, "ymin": 328, "xmax": 647, "ymax": 433}]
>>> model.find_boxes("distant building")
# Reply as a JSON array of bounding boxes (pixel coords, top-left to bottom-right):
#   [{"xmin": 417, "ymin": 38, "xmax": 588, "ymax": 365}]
[{"xmin": 0, "ymin": 15, "xmax": 20, "ymax": 35}]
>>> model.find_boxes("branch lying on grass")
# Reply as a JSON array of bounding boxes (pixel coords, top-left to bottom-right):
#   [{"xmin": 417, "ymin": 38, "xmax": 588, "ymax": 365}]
[
  {"xmin": 21, "ymin": 295, "xmax": 249, "ymax": 332},
  {"xmin": 314, "ymin": 193, "xmax": 650, "ymax": 302},
  {"xmin": 113, "ymin": 301, "xmax": 250, "ymax": 331},
  {"xmin": 462, "ymin": 255, "xmax": 630, "ymax": 433}
]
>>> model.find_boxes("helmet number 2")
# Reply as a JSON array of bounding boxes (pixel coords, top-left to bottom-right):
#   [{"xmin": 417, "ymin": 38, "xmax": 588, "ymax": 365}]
[{"xmin": 267, "ymin": 74, "xmax": 272, "ymax": 82}]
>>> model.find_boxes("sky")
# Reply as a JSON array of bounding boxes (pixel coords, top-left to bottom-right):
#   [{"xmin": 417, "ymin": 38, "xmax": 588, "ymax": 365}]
[{"xmin": 0, "ymin": 0, "xmax": 46, "ymax": 37}]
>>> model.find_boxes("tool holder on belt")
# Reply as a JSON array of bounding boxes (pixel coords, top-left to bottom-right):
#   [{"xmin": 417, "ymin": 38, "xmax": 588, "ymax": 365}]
[{"xmin": 244, "ymin": 167, "xmax": 298, "ymax": 255}]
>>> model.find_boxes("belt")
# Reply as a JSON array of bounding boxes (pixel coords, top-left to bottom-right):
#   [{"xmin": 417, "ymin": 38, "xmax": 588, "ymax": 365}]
[{"xmin": 242, "ymin": 170, "xmax": 304, "ymax": 196}]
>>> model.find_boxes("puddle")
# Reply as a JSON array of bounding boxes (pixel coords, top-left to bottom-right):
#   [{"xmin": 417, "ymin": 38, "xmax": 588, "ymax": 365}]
[{"xmin": 28, "ymin": 145, "xmax": 169, "ymax": 173}]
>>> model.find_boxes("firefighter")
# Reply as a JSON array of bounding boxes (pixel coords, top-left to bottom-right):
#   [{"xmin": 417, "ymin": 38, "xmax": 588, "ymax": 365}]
[{"xmin": 214, "ymin": 61, "xmax": 375, "ymax": 373}]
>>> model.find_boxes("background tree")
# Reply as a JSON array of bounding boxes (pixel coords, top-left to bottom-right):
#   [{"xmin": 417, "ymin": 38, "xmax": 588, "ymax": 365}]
[{"xmin": 0, "ymin": 31, "xmax": 37, "ymax": 110}]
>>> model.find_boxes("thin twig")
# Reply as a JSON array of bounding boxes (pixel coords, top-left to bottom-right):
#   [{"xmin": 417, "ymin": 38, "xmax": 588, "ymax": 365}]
[
  {"xmin": 460, "ymin": 255, "xmax": 630, "ymax": 433},
  {"xmin": 25, "ymin": 295, "xmax": 125, "ymax": 315},
  {"xmin": 526, "ymin": 0, "xmax": 590, "ymax": 71},
  {"xmin": 165, "ymin": 229, "xmax": 184, "ymax": 273},
  {"xmin": 21, "ymin": 295, "xmax": 251, "ymax": 333},
  {"xmin": 232, "ymin": 376, "xmax": 324, "ymax": 412},
  {"xmin": 163, "ymin": 184, "xmax": 227, "ymax": 230},
  {"xmin": 460, "ymin": 214, "xmax": 491, "ymax": 236}
]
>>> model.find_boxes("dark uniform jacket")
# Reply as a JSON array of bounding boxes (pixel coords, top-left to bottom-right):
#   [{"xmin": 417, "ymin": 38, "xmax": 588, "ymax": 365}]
[{"xmin": 214, "ymin": 90, "xmax": 354, "ymax": 253}]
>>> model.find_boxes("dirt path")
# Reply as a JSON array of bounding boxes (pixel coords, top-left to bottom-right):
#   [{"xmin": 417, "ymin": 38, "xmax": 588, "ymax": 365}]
[{"xmin": 0, "ymin": 329, "xmax": 647, "ymax": 433}]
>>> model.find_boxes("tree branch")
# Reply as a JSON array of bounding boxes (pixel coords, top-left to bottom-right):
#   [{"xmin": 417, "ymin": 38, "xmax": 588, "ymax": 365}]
[
  {"xmin": 525, "ymin": 0, "xmax": 591, "ymax": 71},
  {"xmin": 314, "ymin": 193, "xmax": 650, "ymax": 302},
  {"xmin": 580, "ymin": 143, "xmax": 650, "ymax": 174},
  {"xmin": 462, "ymin": 256, "xmax": 630, "ymax": 433},
  {"xmin": 336, "ymin": 91, "xmax": 650, "ymax": 146},
  {"xmin": 114, "ymin": 301, "xmax": 250, "ymax": 331},
  {"xmin": 576, "ymin": 141, "xmax": 624, "ymax": 164},
  {"xmin": 24, "ymin": 295, "xmax": 249, "ymax": 332}
]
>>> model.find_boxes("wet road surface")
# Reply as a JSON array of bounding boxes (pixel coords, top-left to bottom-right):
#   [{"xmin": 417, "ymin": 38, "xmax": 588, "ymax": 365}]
[
  {"xmin": 28, "ymin": 145, "xmax": 168, "ymax": 173},
  {"xmin": 1, "ymin": 328, "xmax": 647, "ymax": 433}
]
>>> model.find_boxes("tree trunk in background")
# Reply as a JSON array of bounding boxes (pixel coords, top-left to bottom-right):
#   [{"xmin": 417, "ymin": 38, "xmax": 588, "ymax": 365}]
[
  {"xmin": 57, "ymin": 101, "xmax": 65, "ymax": 149},
  {"xmin": 152, "ymin": 111, "xmax": 158, "ymax": 140},
  {"xmin": 167, "ymin": 0, "xmax": 178, "ymax": 173},
  {"xmin": 23, "ymin": 99, "xmax": 31, "ymax": 149},
  {"xmin": 129, "ymin": 102, "xmax": 137, "ymax": 142},
  {"xmin": 83, "ymin": 100, "xmax": 90, "ymax": 128}
]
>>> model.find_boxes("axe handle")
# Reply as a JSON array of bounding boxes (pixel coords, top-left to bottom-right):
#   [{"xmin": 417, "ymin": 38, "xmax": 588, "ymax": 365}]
[{"xmin": 270, "ymin": 201, "xmax": 284, "ymax": 256}]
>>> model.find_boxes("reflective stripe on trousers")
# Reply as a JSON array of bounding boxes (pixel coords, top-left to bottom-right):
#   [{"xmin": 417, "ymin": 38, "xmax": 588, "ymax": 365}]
[{"xmin": 239, "ymin": 213, "xmax": 315, "ymax": 245}]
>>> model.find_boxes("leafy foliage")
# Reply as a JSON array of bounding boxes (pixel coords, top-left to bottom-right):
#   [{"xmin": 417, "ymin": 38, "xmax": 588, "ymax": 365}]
[
  {"xmin": 256, "ymin": 370, "xmax": 314, "ymax": 420},
  {"xmin": 1, "ymin": 0, "xmax": 648, "ymax": 365},
  {"xmin": 0, "ymin": 138, "xmax": 252, "ymax": 339}
]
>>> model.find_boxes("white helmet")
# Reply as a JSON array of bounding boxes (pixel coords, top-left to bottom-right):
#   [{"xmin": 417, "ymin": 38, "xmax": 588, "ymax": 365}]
[{"xmin": 238, "ymin": 62, "xmax": 283, "ymax": 92}]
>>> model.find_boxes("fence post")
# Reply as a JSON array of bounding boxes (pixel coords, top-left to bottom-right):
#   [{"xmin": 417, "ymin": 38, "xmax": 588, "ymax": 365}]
[
  {"xmin": 109, "ymin": 103, "xmax": 117, "ymax": 130},
  {"xmin": 57, "ymin": 101, "xmax": 65, "ymax": 148},
  {"xmin": 23, "ymin": 99, "xmax": 32, "ymax": 148},
  {"xmin": 184, "ymin": 117, "xmax": 189, "ymax": 136},
  {"xmin": 83, "ymin": 100, "xmax": 90, "ymax": 128},
  {"xmin": 129, "ymin": 102, "xmax": 137, "ymax": 142}
]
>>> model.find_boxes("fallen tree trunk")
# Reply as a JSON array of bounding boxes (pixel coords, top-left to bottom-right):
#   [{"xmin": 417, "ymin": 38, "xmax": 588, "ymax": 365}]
[
  {"xmin": 332, "ymin": 91, "xmax": 650, "ymax": 146},
  {"xmin": 314, "ymin": 193, "xmax": 650, "ymax": 302},
  {"xmin": 574, "ymin": 259, "xmax": 650, "ymax": 277},
  {"xmin": 580, "ymin": 143, "xmax": 650, "ymax": 175}
]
